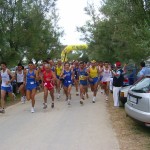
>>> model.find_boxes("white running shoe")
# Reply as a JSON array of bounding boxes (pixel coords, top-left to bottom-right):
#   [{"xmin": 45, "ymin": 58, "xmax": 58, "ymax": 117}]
[
  {"xmin": 76, "ymin": 92, "xmax": 79, "ymax": 96},
  {"xmin": 57, "ymin": 94, "xmax": 60, "ymax": 99},
  {"xmin": 31, "ymin": 107, "xmax": 35, "ymax": 113},
  {"xmin": 67, "ymin": 99, "xmax": 71, "ymax": 105},
  {"xmin": 23, "ymin": 96, "xmax": 26, "ymax": 103},
  {"xmin": 92, "ymin": 97, "xmax": 96, "ymax": 103},
  {"xmin": 21, "ymin": 96, "xmax": 25, "ymax": 104},
  {"xmin": 106, "ymin": 96, "xmax": 108, "ymax": 101}
]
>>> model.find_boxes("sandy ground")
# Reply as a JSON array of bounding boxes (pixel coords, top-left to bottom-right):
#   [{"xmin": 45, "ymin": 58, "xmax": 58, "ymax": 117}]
[{"xmin": 0, "ymin": 89, "xmax": 120, "ymax": 150}]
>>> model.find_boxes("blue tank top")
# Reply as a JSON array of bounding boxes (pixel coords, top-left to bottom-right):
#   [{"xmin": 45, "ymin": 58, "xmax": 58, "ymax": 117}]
[
  {"xmin": 64, "ymin": 70, "xmax": 72, "ymax": 81},
  {"xmin": 78, "ymin": 68, "xmax": 88, "ymax": 81},
  {"xmin": 27, "ymin": 70, "xmax": 36, "ymax": 84}
]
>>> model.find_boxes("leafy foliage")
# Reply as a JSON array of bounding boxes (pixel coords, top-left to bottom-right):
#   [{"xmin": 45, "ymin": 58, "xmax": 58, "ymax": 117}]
[
  {"xmin": 78, "ymin": 0, "xmax": 150, "ymax": 63},
  {"xmin": 0, "ymin": 0, "xmax": 62, "ymax": 66}
]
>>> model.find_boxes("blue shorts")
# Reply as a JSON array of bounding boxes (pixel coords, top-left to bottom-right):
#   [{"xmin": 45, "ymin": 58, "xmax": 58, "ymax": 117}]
[
  {"xmin": 89, "ymin": 77, "xmax": 99, "ymax": 85},
  {"xmin": 80, "ymin": 80, "xmax": 88, "ymax": 86},
  {"xmin": 1, "ymin": 86, "xmax": 13, "ymax": 93},
  {"xmin": 36, "ymin": 81, "xmax": 40, "ymax": 86},
  {"xmin": 63, "ymin": 80, "xmax": 72, "ymax": 87},
  {"xmin": 99, "ymin": 76, "xmax": 103, "ymax": 81},
  {"xmin": 26, "ymin": 83, "xmax": 37, "ymax": 91}
]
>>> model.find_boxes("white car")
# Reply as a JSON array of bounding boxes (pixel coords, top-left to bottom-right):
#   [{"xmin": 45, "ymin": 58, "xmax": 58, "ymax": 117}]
[{"xmin": 125, "ymin": 76, "xmax": 150, "ymax": 126}]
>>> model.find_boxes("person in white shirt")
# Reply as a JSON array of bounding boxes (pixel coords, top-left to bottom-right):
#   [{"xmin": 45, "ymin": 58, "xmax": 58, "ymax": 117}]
[
  {"xmin": 15, "ymin": 63, "xmax": 26, "ymax": 104},
  {"xmin": 0, "ymin": 62, "xmax": 16, "ymax": 113},
  {"xmin": 101, "ymin": 62, "xmax": 112, "ymax": 100}
]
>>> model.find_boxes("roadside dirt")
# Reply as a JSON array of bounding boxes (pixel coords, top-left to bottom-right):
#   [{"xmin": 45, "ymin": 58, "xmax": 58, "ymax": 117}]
[{"xmin": 108, "ymin": 93, "xmax": 150, "ymax": 150}]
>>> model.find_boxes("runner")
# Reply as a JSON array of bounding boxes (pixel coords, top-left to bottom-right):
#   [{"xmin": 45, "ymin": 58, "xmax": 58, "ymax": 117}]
[
  {"xmin": 42, "ymin": 64, "xmax": 56, "ymax": 109},
  {"xmin": 60, "ymin": 62, "xmax": 74, "ymax": 105},
  {"xmin": 38, "ymin": 60, "xmax": 49, "ymax": 90},
  {"xmin": 40, "ymin": 60, "xmax": 49, "ymax": 73},
  {"xmin": 0, "ymin": 62, "xmax": 16, "ymax": 113},
  {"xmin": 101, "ymin": 61, "xmax": 112, "ymax": 101},
  {"xmin": 78, "ymin": 61, "xmax": 89, "ymax": 105},
  {"xmin": 15, "ymin": 63, "xmax": 26, "ymax": 104},
  {"xmin": 49, "ymin": 60, "xmax": 55, "ymax": 72},
  {"xmin": 24, "ymin": 61, "xmax": 39, "ymax": 113},
  {"xmin": 98, "ymin": 61, "xmax": 104, "ymax": 93},
  {"xmin": 73, "ymin": 60, "xmax": 79, "ymax": 96},
  {"xmin": 88, "ymin": 60, "xmax": 99, "ymax": 103},
  {"xmin": 55, "ymin": 59, "xmax": 63, "ymax": 99}
]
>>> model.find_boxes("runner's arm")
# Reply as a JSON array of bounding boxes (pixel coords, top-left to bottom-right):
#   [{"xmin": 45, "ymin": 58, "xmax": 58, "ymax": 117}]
[
  {"xmin": 52, "ymin": 71, "xmax": 57, "ymax": 82},
  {"xmin": 7, "ymin": 69, "xmax": 15, "ymax": 83},
  {"xmin": 23, "ymin": 70, "xmax": 27, "ymax": 85},
  {"xmin": 35, "ymin": 70, "xmax": 40, "ymax": 81}
]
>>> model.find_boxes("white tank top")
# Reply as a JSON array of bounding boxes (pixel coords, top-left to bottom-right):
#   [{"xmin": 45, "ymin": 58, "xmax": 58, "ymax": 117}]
[
  {"xmin": 102, "ymin": 68, "xmax": 112, "ymax": 82},
  {"xmin": 17, "ymin": 70, "xmax": 24, "ymax": 83},
  {"xmin": 1, "ymin": 69, "xmax": 11, "ymax": 87}
]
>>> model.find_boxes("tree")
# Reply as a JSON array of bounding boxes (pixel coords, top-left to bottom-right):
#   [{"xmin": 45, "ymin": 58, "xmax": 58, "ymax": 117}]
[
  {"xmin": 0, "ymin": 0, "xmax": 63, "ymax": 66},
  {"xmin": 78, "ymin": 0, "xmax": 150, "ymax": 63}
]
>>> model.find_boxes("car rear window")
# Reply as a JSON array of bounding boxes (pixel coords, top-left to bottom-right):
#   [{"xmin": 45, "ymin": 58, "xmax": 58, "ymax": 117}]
[{"xmin": 131, "ymin": 77, "xmax": 150, "ymax": 93}]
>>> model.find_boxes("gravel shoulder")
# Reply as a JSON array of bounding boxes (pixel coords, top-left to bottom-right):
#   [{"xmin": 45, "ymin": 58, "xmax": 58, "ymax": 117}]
[{"xmin": 107, "ymin": 93, "xmax": 150, "ymax": 150}]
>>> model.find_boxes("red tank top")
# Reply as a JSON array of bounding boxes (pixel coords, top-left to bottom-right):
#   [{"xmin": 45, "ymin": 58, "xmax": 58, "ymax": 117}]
[{"xmin": 43, "ymin": 71, "xmax": 53, "ymax": 83}]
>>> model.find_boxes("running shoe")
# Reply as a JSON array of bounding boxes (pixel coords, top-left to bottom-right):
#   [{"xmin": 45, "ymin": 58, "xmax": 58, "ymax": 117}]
[
  {"xmin": 80, "ymin": 99, "xmax": 84, "ymax": 105},
  {"xmin": 51, "ymin": 103, "xmax": 54, "ymax": 108},
  {"xmin": 106, "ymin": 96, "xmax": 108, "ymax": 101},
  {"xmin": 92, "ymin": 97, "xmax": 96, "ymax": 103},
  {"xmin": 67, "ymin": 99, "xmax": 71, "ymax": 105},
  {"xmin": 21, "ymin": 96, "xmax": 24, "ymax": 104},
  {"xmin": 43, "ymin": 103, "xmax": 47, "ymax": 109},
  {"xmin": 57, "ymin": 94, "xmax": 60, "ymax": 99},
  {"xmin": 0, "ymin": 109, "xmax": 5, "ymax": 113},
  {"xmin": 76, "ymin": 92, "xmax": 79, "ymax": 96},
  {"xmin": 31, "ymin": 107, "xmax": 35, "ymax": 113},
  {"xmin": 23, "ymin": 96, "xmax": 26, "ymax": 103}
]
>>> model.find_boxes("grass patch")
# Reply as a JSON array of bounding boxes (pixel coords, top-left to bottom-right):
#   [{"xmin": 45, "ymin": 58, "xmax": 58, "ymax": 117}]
[{"xmin": 4, "ymin": 93, "xmax": 21, "ymax": 108}]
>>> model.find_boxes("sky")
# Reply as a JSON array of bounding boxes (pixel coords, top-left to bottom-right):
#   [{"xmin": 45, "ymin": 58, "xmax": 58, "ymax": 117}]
[{"xmin": 57, "ymin": 0, "xmax": 100, "ymax": 45}]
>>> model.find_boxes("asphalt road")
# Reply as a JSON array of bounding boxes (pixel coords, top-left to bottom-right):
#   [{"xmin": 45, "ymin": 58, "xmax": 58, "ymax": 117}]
[{"xmin": 0, "ymin": 88, "xmax": 120, "ymax": 150}]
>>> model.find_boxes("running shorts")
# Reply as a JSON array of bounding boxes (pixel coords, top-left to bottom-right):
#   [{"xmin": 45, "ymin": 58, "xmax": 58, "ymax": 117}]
[
  {"xmin": 44, "ymin": 82, "xmax": 54, "ymax": 91},
  {"xmin": 89, "ymin": 77, "xmax": 99, "ymax": 85},
  {"xmin": 1, "ymin": 86, "xmax": 13, "ymax": 93}
]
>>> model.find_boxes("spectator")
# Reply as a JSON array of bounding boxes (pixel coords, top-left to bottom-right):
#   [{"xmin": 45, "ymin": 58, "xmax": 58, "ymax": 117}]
[
  {"xmin": 112, "ymin": 61, "xmax": 124, "ymax": 107},
  {"xmin": 137, "ymin": 61, "xmax": 150, "ymax": 80}
]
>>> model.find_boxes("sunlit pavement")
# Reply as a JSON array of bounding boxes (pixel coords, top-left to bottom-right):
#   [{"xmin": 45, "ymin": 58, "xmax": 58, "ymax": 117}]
[{"xmin": 0, "ymin": 88, "xmax": 120, "ymax": 150}]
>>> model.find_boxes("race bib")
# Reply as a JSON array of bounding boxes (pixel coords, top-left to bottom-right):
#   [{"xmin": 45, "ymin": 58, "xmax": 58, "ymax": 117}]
[{"xmin": 30, "ymin": 82, "xmax": 34, "ymax": 85}]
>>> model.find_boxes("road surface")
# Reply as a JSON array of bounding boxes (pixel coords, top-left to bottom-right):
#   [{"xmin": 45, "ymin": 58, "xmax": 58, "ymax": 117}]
[{"xmin": 0, "ymin": 89, "xmax": 120, "ymax": 150}]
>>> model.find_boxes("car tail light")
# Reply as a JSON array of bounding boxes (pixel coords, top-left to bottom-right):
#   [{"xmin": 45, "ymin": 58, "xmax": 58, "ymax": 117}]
[
  {"xmin": 120, "ymin": 92, "xmax": 124, "ymax": 97},
  {"xmin": 124, "ymin": 78, "xmax": 129, "ymax": 83}
]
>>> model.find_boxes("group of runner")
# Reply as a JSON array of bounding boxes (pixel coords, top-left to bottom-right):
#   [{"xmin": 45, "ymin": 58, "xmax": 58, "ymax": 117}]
[{"xmin": 0, "ymin": 59, "xmax": 113, "ymax": 113}]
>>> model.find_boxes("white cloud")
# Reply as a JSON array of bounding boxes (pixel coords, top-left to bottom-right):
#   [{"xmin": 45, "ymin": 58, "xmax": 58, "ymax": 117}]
[{"xmin": 57, "ymin": 0, "xmax": 100, "ymax": 45}]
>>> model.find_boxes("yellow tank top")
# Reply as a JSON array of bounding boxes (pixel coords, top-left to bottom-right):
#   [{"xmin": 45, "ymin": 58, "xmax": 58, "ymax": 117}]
[
  {"xmin": 56, "ymin": 66, "xmax": 62, "ymax": 76},
  {"xmin": 89, "ymin": 67, "xmax": 98, "ymax": 78}
]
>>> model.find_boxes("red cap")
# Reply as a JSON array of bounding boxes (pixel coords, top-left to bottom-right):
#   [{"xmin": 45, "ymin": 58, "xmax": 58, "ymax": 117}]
[{"xmin": 116, "ymin": 61, "xmax": 121, "ymax": 67}]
